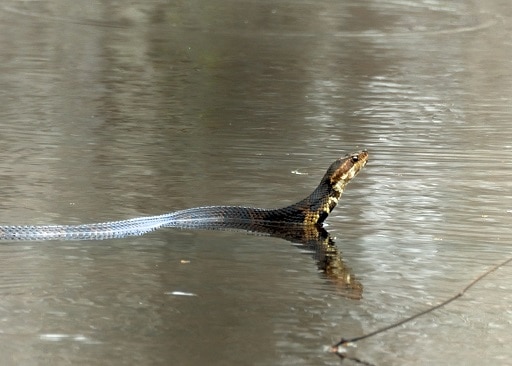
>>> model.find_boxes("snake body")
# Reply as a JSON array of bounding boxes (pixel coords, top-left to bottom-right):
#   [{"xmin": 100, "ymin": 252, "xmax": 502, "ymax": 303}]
[{"xmin": 0, "ymin": 150, "xmax": 368, "ymax": 240}]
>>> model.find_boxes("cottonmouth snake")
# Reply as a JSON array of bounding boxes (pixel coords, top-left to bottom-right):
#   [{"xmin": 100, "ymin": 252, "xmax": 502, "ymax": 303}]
[{"xmin": 0, "ymin": 150, "xmax": 368, "ymax": 240}]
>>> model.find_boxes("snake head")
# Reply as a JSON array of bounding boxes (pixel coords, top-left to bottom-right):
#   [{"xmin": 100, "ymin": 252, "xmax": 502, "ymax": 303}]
[{"xmin": 328, "ymin": 150, "xmax": 369, "ymax": 189}]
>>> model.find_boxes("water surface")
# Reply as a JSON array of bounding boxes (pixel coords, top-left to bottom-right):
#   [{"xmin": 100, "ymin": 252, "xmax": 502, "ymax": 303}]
[{"xmin": 0, "ymin": 0, "xmax": 511, "ymax": 365}]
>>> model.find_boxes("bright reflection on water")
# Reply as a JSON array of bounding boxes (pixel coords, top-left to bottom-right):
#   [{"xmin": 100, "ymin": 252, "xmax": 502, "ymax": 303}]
[{"xmin": 0, "ymin": 0, "xmax": 512, "ymax": 365}]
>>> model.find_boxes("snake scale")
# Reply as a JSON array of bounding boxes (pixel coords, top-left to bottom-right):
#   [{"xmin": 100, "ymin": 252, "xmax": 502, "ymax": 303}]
[{"xmin": 0, "ymin": 150, "xmax": 368, "ymax": 240}]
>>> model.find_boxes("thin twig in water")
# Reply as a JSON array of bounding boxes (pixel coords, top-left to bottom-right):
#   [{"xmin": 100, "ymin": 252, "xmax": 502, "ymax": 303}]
[{"xmin": 331, "ymin": 256, "xmax": 512, "ymax": 358}]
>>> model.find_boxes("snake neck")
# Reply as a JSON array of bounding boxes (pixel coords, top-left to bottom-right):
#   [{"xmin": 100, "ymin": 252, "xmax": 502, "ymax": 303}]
[
  {"xmin": 212, "ymin": 177, "xmax": 344, "ymax": 226},
  {"xmin": 277, "ymin": 179, "xmax": 344, "ymax": 225}
]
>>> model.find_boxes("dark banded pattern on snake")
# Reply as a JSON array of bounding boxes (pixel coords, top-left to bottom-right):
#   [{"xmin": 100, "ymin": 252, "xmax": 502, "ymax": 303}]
[{"xmin": 0, "ymin": 150, "xmax": 368, "ymax": 240}]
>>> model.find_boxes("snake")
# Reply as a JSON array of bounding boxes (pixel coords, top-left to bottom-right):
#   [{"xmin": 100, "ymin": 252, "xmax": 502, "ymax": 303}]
[{"xmin": 0, "ymin": 150, "xmax": 368, "ymax": 240}]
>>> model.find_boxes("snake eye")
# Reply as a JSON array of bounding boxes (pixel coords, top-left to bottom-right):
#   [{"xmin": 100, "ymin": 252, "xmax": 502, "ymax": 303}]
[{"xmin": 351, "ymin": 155, "xmax": 359, "ymax": 163}]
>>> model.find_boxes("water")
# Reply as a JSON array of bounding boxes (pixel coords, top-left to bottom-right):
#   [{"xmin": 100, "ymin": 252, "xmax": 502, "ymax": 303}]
[{"xmin": 0, "ymin": 0, "xmax": 511, "ymax": 365}]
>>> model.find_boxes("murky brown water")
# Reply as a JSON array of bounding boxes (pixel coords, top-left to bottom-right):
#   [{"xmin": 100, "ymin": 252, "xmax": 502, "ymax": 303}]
[{"xmin": 1, "ymin": 0, "xmax": 511, "ymax": 365}]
